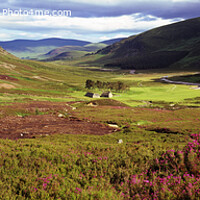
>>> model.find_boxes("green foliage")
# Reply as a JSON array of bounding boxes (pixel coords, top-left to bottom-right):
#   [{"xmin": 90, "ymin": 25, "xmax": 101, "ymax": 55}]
[
  {"xmin": 15, "ymin": 112, "xmax": 31, "ymax": 118},
  {"xmin": 85, "ymin": 79, "xmax": 129, "ymax": 92},
  {"xmin": 0, "ymin": 130, "xmax": 199, "ymax": 199}
]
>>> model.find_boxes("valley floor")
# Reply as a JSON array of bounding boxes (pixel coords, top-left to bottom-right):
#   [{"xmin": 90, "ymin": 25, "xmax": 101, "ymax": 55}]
[{"xmin": 0, "ymin": 58, "xmax": 199, "ymax": 199}]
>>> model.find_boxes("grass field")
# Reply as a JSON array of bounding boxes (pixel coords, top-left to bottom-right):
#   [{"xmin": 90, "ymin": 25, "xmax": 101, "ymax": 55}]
[{"xmin": 0, "ymin": 55, "xmax": 200, "ymax": 199}]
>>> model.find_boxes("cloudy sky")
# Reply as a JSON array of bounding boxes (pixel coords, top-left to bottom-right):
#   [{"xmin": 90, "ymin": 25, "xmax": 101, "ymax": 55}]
[{"xmin": 0, "ymin": 0, "xmax": 199, "ymax": 42}]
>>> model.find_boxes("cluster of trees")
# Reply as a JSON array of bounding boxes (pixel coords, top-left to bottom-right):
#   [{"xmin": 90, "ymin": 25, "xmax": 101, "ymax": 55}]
[{"xmin": 85, "ymin": 80, "xmax": 129, "ymax": 92}]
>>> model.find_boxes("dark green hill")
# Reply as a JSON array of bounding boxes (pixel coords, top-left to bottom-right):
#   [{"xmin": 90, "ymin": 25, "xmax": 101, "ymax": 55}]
[{"xmin": 96, "ymin": 17, "xmax": 200, "ymax": 70}]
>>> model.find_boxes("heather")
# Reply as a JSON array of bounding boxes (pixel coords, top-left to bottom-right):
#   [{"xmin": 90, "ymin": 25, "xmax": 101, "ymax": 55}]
[{"xmin": 0, "ymin": 130, "xmax": 199, "ymax": 199}]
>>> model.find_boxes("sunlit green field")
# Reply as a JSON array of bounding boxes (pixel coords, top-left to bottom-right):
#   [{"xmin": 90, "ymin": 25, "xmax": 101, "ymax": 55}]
[{"xmin": 67, "ymin": 72, "xmax": 200, "ymax": 107}]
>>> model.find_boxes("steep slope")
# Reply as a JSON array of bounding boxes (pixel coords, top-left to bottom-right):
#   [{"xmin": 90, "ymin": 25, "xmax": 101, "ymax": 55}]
[{"xmin": 96, "ymin": 17, "xmax": 200, "ymax": 70}]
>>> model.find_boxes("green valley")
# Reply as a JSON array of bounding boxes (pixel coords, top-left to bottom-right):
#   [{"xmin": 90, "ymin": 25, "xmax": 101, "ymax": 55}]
[{"xmin": 0, "ymin": 16, "xmax": 200, "ymax": 200}]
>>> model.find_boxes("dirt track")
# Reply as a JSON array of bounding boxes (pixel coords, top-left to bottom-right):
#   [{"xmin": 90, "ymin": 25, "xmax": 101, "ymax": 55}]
[
  {"xmin": 0, "ymin": 102, "xmax": 119, "ymax": 140},
  {"xmin": 0, "ymin": 114, "xmax": 119, "ymax": 139}
]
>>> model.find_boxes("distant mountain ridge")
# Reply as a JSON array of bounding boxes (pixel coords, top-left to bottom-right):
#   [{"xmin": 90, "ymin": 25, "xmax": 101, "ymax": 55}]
[
  {"xmin": 95, "ymin": 17, "xmax": 200, "ymax": 70},
  {"xmin": 42, "ymin": 43, "xmax": 108, "ymax": 61},
  {"xmin": 41, "ymin": 39, "xmax": 125, "ymax": 61},
  {"xmin": 0, "ymin": 38, "xmax": 91, "ymax": 51},
  {"xmin": 0, "ymin": 37, "xmax": 124, "ymax": 59}
]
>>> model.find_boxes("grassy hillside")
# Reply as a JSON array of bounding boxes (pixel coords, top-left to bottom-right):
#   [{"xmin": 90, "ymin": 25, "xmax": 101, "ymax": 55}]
[
  {"xmin": 41, "ymin": 43, "xmax": 108, "ymax": 61},
  {"xmin": 93, "ymin": 17, "xmax": 200, "ymax": 70}
]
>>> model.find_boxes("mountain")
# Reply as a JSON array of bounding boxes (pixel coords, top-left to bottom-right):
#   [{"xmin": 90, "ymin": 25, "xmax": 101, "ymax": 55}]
[
  {"xmin": 95, "ymin": 17, "xmax": 200, "ymax": 70},
  {"xmin": 41, "ymin": 43, "xmax": 108, "ymax": 61},
  {"xmin": 43, "ymin": 39, "xmax": 126, "ymax": 61},
  {"xmin": 0, "ymin": 38, "xmax": 91, "ymax": 59},
  {"xmin": 0, "ymin": 37, "xmax": 124, "ymax": 60}
]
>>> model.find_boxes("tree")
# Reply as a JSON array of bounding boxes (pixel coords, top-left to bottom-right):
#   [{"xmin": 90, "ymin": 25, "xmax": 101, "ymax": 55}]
[
  {"xmin": 96, "ymin": 80, "xmax": 103, "ymax": 89},
  {"xmin": 85, "ymin": 79, "xmax": 129, "ymax": 92},
  {"xmin": 85, "ymin": 80, "xmax": 94, "ymax": 89}
]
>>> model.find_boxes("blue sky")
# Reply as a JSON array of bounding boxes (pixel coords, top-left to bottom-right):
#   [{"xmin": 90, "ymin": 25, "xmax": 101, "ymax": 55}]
[{"xmin": 0, "ymin": 0, "xmax": 199, "ymax": 42}]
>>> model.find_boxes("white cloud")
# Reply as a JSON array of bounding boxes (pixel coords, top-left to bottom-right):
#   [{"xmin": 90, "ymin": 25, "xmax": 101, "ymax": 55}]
[
  {"xmin": 0, "ymin": 13, "xmax": 181, "ymax": 42},
  {"xmin": 99, "ymin": 34, "xmax": 129, "ymax": 41},
  {"xmin": 0, "ymin": 32, "xmax": 13, "ymax": 40},
  {"xmin": 0, "ymin": 14, "xmax": 177, "ymax": 32}
]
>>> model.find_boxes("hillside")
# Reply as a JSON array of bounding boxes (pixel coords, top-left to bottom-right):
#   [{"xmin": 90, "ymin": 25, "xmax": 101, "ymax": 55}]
[
  {"xmin": 41, "ymin": 43, "xmax": 107, "ymax": 61},
  {"xmin": 0, "ymin": 38, "xmax": 125, "ymax": 60},
  {"xmin": 0, "ymin": 38, "xmax": 91, "ymax": 59},
  {"xmin": 0, "ymin": 46, "xmax": 15, "ymax": 57},
  {"xmin": 95, "ymin": 17, "xmax": 200, "ymax": 70},
  {"xmin": 0, "ymin": 37, "xmax": 126, "ymax": 61},
  {"xmin": 40, "ymin": 40, "xmax": 125, "ymax": 61}
]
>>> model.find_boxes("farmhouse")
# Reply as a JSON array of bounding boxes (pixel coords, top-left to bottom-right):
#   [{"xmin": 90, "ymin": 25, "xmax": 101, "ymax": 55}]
[
  {"xmin": 85, "ymin": 92, "xmax": 100, "ymax": 98},
  {"xmin": 100, "ymin": 91, "xmax": 113, "ymax": 98}
]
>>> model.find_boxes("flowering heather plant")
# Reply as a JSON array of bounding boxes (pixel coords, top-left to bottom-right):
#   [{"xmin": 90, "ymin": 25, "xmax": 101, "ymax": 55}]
[
  {"xmin": 0, "ymin": 130, "xmax": 199, "ymax": 199},
  {"xmin": 119, "ymin": 134, "xmax": 200, "ymax": 199}
]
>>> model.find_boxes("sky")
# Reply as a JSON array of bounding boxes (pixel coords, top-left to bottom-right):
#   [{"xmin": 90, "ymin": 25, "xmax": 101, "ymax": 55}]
[{"xmin": 0, "ymin": 0, "xmax": 199, "ymax": 42}]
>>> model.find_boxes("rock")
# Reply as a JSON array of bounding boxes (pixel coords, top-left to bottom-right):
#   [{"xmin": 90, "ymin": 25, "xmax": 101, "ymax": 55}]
[
  {"xmin": 87, "ymin": 102, "xmax": 97, "ymax": 107},
  {"xmin": 108, "ymin": 124, "xmax": 119, "ymax": 128},
  {"xmin": 118, "ymin": 139, "xmax": 123, "ymax": 144},
  {"xmin": 58, "ymin": 114, "xmax": 65, "ymax": 118}
]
